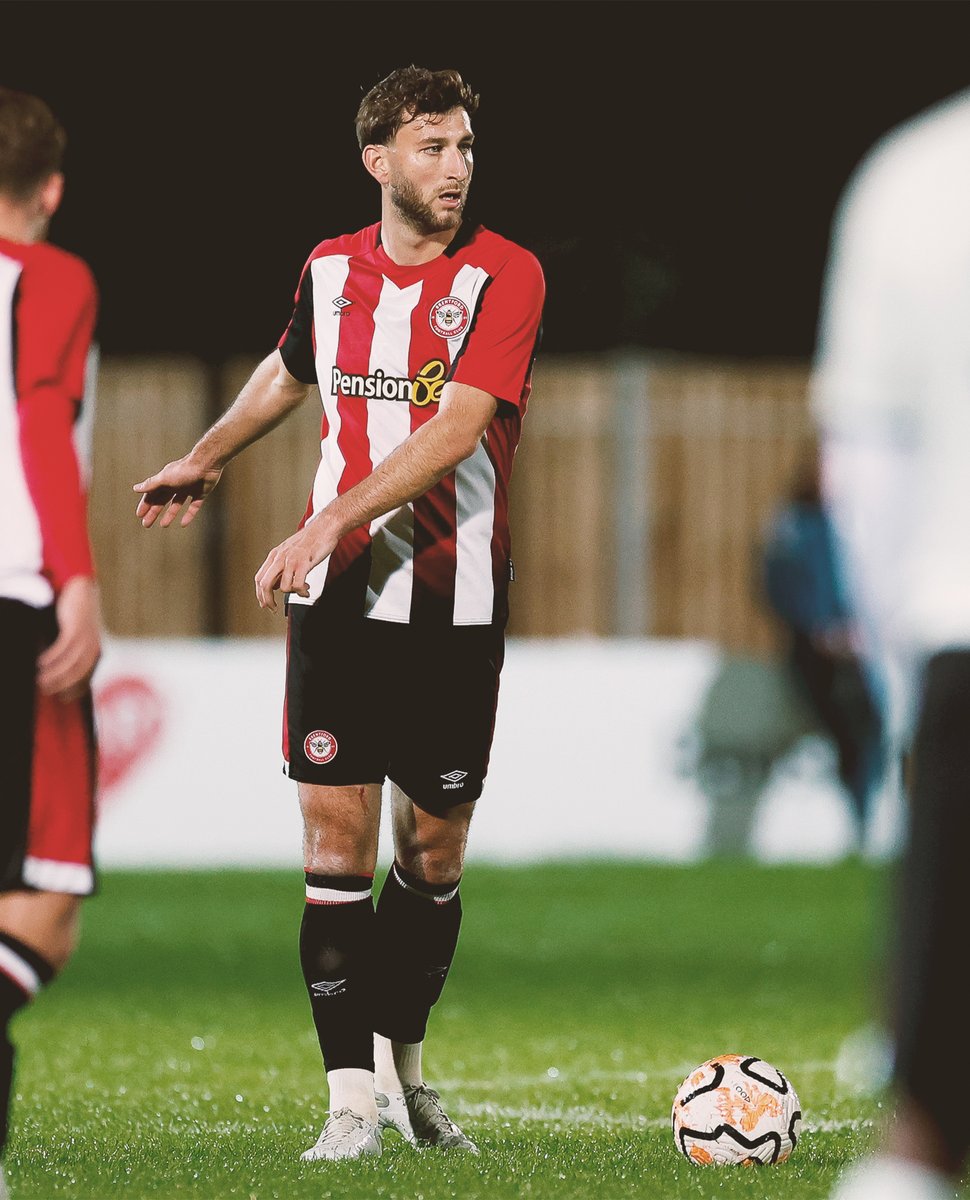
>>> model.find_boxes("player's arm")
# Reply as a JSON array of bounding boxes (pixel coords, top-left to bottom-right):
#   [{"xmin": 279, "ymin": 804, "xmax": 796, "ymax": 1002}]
[
  {"xmin": 133, "ymin": 350, "xmax": 311, "ymax": 528},
  {"xmin": 15, "ymin": 253, "xmax": 101, "ymax": 701},
  {"xmin": 254, "ymin": 381, "xmax": 497, "ymax": 611}
]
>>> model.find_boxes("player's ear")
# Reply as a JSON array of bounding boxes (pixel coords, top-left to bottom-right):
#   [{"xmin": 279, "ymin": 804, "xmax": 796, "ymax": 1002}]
[
  {"xmin": 37, "ymin": 172, "xmax": 64, "ymax": 219},
  {"xmin": 362, "ymin": 144, "xmax": 390, "ymax": 185}
]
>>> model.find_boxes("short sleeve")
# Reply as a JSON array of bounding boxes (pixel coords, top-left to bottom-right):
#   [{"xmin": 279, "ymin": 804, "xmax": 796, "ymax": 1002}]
[
  {"xmin": 277, "ymin": 258, "xmax": 317, "ymax": 384},
  {"xmin": 15, "ymin": 249, "xmax": 99, "ymax": 589},
  {"xmin": 449, "ymin": 251, "xmax": 545, "ymax": 407}
]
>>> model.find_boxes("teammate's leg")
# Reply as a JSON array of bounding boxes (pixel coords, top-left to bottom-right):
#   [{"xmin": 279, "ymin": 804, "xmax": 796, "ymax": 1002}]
[
  {"xmin": 0, "ymin": 600, "xmax": 95, "ymax": 1190},
  {"xmin": 0, "ymin": 892, "xmax": 81, "ymax": 1170},
  {"xmin": 830, "ymin": 650, "xmax": 970, "ymax": 1200},
  {"xmin": 373, "ymin": 787, "xmax": 477, "ymax": 1151},
  {"xmin": 298, "ymin": 782, "xmax": 384, "ymax": 1161},
  {"xmin": 890, "ymin": 651, "xmax": 970, "ymax": 1171}
]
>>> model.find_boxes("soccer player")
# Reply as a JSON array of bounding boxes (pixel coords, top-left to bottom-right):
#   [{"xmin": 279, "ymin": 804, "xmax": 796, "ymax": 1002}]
[
  {"xmin": 814, "ymin": 89, "xmax": 970, "ymax": 1200},
  {"xmin": 133, "ymin": 66, "xmax": 544, "ymax": 1161},
  {"xmin": 0, "ymin": 89, "xmax": 101, "ymax": 1198}
]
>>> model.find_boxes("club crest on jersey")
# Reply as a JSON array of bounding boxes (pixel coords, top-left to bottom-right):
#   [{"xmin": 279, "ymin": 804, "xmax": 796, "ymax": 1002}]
[
  {"xmin": 430, "ymin": 296, "xmax": 470, "ymax": 339},
  {"xmin": 331, "ymin": 358, "xmax": 446, "ymax": 407},
  {"xmin": 304, "ymin": 730, "xmax": 338, "ymax": 764}
]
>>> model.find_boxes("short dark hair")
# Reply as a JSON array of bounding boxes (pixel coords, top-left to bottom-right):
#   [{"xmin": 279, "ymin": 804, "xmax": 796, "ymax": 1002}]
[
  {"xmin": 0, "ymin": 88, "xmax": 66, "ymax": 199},
  {"xmin": 355, "ymin": 66, "xmax": 479, "ymax": 150}
]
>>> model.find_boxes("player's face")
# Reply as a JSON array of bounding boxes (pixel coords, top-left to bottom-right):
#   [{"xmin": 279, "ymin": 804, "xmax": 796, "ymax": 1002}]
[{"xmin": 385, "ymin": 107, "xmax": 474, "ymax": 235}]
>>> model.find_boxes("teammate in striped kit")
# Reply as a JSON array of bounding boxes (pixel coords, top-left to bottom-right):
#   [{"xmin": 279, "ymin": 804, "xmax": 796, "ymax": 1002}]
[
  {"xmin": 134, "ymin": 66, "xmax": 544, "ymax": 1161},
  {"xmin": 0, "ymin": 89, "xmax": 101, "ymax": 1198}
]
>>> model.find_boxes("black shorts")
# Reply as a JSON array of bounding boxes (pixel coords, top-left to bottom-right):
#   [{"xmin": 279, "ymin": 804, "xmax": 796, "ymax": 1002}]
[
  {"xmin": 283, "ymin": 605, "xmax": 505, "ymax": 814},
  {"xmin": 0, "ymin": 598, "xmax": 97, "ymax": 896}
]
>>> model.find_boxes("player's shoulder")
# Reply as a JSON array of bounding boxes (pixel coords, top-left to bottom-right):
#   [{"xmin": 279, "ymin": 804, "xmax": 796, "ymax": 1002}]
[
  {"xmin": 464, "ymin": 225, "xmax": 542, "ymax": 273},
  {"xmin": 462, "ymin": 225, "xmax": 545, "ymax": 296},
  {"xmin": 843, "ymin": 89, "xmax": 970, "ymax": 227},
  {"xmin": 303, "ymin": 222, "xmax": 381, "ymax": 266},
  {"xmin": 21, "ymin": 242, "xmax": 96, "ymax": 291}
]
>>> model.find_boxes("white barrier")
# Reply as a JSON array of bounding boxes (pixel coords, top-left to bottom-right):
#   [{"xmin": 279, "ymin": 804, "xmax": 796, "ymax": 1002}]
[{"xmin": 92, "ymin": 638, "xmax": 903, "ymax": 869}]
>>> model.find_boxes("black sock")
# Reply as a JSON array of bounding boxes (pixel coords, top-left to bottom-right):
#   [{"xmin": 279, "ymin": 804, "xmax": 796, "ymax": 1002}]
[
  {"xmin": 299, "ymin": 873, "xmax": 376, "ymax": 1073},
  {"xmin": 0, "ymin": 933, "xmax": 56, "ymax": 1156},
  {"xmin": 373, "ymin": 861, "xmax": 462, "ymax": 1045},
  {"xmin": 893, "ymin": 650, "xmax": 970, "ymax": 1168}
]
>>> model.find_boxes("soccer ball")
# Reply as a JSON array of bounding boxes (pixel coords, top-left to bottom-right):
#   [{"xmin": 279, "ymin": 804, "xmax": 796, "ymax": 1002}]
[{"xmin": 671, "ymin": 1054, "xmax": 801, "ymax": 1165}]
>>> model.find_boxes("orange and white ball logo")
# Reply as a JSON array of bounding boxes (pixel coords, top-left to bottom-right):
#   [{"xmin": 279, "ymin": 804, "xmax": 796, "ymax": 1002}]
[
  {"xmin": 429, "ymin": 296, "xmax": 470, "ymax": 339},
  {"xmin": 304, "ymin": 730, "xmax": 338, "ymax": 764}
]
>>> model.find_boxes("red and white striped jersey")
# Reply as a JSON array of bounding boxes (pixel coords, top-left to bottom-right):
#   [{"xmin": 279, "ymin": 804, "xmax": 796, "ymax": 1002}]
[
  {"xmin": 0, "ymin": 237, "xmax": 98, "ymax": 608},
  {"xmin": 278, "ymin": 221, "xmax": 544, "ymax": 627}
]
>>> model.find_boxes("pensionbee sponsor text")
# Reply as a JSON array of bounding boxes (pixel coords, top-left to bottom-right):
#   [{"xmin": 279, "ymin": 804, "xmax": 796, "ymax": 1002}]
[{"xmin": 331, "ymin": 360, "xmax": 446, "ymax": 407}]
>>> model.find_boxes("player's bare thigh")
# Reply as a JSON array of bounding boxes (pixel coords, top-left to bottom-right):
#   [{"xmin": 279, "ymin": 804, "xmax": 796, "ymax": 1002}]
[
  {"xmin": 390, "ymin": 783, "xmax": 474, "ymax": 883},
  {"xmin": 0, "ymin": 890, "xmax": 82, "ymax": 971},
  {"xmin": 299, "ymin": 782, "xmax": 383, "ymax": 876}
]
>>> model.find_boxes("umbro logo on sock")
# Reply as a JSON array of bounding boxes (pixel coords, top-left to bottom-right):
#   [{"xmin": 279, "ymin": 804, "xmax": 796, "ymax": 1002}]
[{"xmin": 311, "ymin": 979, "xmax": 347, "ymax": 996}]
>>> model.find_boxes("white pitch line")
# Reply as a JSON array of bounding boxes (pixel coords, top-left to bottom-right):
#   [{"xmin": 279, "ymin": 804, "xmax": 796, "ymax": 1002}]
[
  {"xmin": 436, "ymin": 1060, "xmax": 853, "ymax": 1093},
  {"xmin": 449, "ymin": 1103, "xmax": 873, "ymax": 1134}
]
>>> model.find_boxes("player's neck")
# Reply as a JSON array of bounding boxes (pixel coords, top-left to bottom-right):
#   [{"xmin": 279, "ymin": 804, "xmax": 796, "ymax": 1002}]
[
  {"xmin": 379, "ymin": 207, "xmax": 460, "ymax": 267},
  {"xmin": 0, "ymin": 199, "xmax": 48, "ymax": 244}
]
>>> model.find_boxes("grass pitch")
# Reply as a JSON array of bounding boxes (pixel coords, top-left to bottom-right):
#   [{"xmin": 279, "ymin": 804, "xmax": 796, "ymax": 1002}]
[{"xmin": 7, "ymin": 859, "xmax": 958, "ymax": 1199}]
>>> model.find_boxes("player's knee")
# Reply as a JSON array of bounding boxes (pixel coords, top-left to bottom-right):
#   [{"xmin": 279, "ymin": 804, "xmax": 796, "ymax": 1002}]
[
  {"xmin": 394, "ymin": 845, "xmax": 463, "ymax": 887},
  {"xmin": 394, "ymin": 802, "xmax": 471, "ymax": 884},
  {"xmin": 43, "ymin": 896, "xmax": 82, "ymax": 970}
]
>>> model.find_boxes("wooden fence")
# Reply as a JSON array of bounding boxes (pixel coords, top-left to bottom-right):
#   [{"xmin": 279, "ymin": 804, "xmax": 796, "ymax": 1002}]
[{"xmin": 92, "ymin": 354, "xmax": 816, "ymax": 651}]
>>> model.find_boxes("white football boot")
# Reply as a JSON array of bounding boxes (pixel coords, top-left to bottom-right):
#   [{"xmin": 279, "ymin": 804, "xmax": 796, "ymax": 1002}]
[
  {"xmin": 829, "ymin": 1156, "xmax": 954, "ymax": 1200},
  {"xmin": 376, "ymin": 1090, "xmax": 417, "ymax": 1143},
  {"xmin": 401, "ymin": 1084, "xmax": 479, "ymax": 1153},
  {"xmin": 300, "ymin": 1108, "xmax": 382, "ymax": 1162}
]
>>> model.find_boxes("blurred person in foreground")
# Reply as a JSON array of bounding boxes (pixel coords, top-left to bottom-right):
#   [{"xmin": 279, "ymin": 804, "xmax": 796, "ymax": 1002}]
[
  {"xmin": 815, "ymin": 89, "xmax": 970, "ymax": 1200},
  {"xmin": 133, "ymin": 67, "xmax": 544, "ymax": 1162},
  {"xmin": 760, "ymin": 445, "xmax": 886, "ymax": 854},
  {"xmin": 0, "ymin": 89, "xmax": 101, "ymax": 1199}
]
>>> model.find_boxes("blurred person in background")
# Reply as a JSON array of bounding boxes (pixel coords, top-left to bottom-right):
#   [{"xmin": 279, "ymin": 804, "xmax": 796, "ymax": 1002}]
[
  {"xmin": 0, "ymin": 89, "xmax": 101, "ymax": 1199},
  {"xmin": 133, "ymin": 66, "xmax": 544, "ymax": 1162},
  {"xmin": 815, "ymin": 89, "xmax": 970, "ymax": 1200},
  {"xmin": 760, "ymin": 445, "xmax": 886, "ymax": 853}
]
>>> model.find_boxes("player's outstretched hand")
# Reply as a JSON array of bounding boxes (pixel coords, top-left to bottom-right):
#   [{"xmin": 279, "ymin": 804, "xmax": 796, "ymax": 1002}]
[
  {"xmin": 37, "ymin": 576, "xmax": 102, "ymax": 702},
  {"xmin": 254, "ymin": 522, "xmax": 338, "ymax": 613},
  {"xmin": 133, "ymin": 456, "xmax": 224, "ymax": 528}
]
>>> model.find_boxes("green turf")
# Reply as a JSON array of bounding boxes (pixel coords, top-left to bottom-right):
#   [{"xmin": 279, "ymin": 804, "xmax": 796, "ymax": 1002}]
[{"xmin": 6, "ymin": 859, "xmax": 958, "ymax": 1199}]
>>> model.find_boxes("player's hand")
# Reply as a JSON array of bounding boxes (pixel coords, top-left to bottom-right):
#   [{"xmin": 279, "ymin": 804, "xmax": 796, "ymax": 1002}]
[
  {"xmin": 133, "ymin": 455, "xmax": 224, "ymax": 528},
  {"xmin": 37, "ymin": 576, "xmax": 102, "ymax": 702},
  {"xmin": 254, "ymin": 522, "xmax": 338, "ymax": 613}
]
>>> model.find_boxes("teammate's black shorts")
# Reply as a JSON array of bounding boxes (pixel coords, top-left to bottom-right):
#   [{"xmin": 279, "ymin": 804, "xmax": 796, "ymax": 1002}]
[
  {"xmin": 0, "ymin": 598, "xmax": 97, "ymax": 896},
  {"xmin": 283, "ymin": 604, "xmax": 505, "ymax": 814}
]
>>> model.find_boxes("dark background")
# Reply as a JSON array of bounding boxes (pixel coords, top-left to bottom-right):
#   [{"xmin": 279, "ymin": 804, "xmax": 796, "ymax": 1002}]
[{"xmin": 5, "ymin": 0, "xmax": 969, "ymax": 360}]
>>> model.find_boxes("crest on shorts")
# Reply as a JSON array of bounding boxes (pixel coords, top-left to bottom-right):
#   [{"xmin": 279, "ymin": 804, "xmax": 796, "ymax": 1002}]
[
  {"xmin": 429, "ymin": 296, "xmax": 470, "ymax": 339},
  {"xmin": 304, "ymin": 730, "xmax": 338, "ymax": 764}
]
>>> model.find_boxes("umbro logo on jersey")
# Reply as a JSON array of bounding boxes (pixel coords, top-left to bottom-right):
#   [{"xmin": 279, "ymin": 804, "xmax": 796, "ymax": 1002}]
[
  {"xmin": 440, "ymin": 770, "xmax": 468, "ymax": 789},
  {"xmin": 332, "ymin": 296, "xmax": 352, "ymax": 313},
  {"xmin": 311, "ymin": 979, "xmax": 347, "ymax": 996}
]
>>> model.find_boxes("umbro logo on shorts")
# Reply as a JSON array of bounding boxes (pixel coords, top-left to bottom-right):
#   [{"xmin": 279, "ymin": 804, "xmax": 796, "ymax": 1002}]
[
  {"xmin": 311, "ymin": 979, "xmax": 347, "ymax": 996},
  {"xmin": 440, "ymin": 770, "xmax": 468, "ymax": 789}
]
